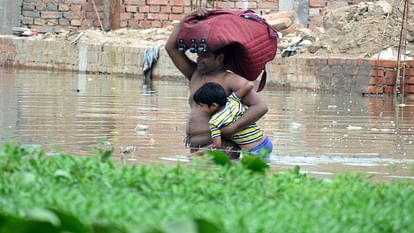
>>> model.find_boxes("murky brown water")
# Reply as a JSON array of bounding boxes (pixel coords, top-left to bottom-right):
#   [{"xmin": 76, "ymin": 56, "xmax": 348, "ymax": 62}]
[{"xmin": 1, "ymin": 68, "xmax": 414, "ymax": 181}]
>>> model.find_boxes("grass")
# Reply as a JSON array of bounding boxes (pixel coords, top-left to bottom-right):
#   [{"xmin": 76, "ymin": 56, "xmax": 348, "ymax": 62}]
[{"xmin": 0, "ymin": 141, "xmax": 413, "ymax": 233}]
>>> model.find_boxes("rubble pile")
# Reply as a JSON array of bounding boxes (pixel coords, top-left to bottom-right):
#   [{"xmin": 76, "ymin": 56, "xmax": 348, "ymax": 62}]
[
  {"xmin": 274, "ymin": 0, "xmax": 414, "ymax": 58},
  {"xmin": 36, "ymin": 27, "xmax": 170, "ymax": 48}
]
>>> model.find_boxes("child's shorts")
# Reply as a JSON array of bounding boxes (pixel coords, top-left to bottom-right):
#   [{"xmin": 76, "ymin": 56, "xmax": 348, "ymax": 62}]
[{"xmin": 248, "ymin": 135, "xmax": 273, "ymax": 159}]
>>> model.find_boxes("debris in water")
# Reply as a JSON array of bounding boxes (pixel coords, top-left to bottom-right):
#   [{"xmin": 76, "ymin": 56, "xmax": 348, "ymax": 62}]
[{"xmin": 347, "ymin": 125, "xmax": 362, "ymax": 130}]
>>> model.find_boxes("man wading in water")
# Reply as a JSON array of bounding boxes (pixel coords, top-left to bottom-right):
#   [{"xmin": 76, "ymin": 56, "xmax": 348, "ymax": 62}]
[{"xmin": 165, "ymin": 7, "xmax": 268, "ymax": 158}]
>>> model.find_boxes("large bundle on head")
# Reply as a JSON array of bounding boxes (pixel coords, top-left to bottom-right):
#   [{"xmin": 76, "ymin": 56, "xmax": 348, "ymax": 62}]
[{"xmin": 178, "ymin": 9, "xmax": 278, "ymax": 91}]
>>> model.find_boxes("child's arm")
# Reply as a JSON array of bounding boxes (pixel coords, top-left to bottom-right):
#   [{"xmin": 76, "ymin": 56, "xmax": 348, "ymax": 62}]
[
  {"xmin": 235, "ymin": 81, "xmax": 254, "ymax": 99},
  {"xmin": 211, "ymin": 136, "xmax": 222, "ymax": 148}
]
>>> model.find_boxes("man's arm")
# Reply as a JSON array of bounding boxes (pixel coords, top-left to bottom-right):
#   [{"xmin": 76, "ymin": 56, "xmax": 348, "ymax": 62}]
[
  {"xmin": 235, "ymin": 81, "xmax": 254, "ymax": 99},
  {"xmin": 221, "ymin": 75, "xmax": 268, "ymax": 139},
  {"xmin": 164, "ymin": 8, "xmax": 208, "ymax": 79}
]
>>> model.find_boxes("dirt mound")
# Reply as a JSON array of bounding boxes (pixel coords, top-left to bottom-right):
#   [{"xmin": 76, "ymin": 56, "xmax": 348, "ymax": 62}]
[{"xmin": 300, "ymin": 0, "xmax": 414, "ymax": 58}]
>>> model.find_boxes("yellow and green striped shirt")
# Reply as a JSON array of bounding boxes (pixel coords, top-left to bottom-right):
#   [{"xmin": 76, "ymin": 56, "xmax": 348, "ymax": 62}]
[{"xmin": 209, "ymin": 92, "xmax": 263, "ymax": 145}]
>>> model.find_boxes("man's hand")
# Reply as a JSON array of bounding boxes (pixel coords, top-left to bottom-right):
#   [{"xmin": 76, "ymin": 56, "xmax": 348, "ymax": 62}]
[
  {"xmin": 190, "ymin": 7, "xmax": 209, "ymax": 17},
  {"xmin": 221, "ymin": 123, "xmax": 236, "ymax": 139}
]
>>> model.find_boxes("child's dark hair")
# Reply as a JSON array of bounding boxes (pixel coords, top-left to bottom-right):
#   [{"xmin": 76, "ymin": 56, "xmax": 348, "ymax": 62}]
[{"xmin": 193, "ymin": 82, "xmax": 227, "ymax": 107}]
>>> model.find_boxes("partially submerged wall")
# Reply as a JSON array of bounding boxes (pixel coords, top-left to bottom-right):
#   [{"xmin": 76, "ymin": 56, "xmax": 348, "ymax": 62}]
[
  {"xmin": 0, "ymin": 35, "xmax": 372, "ymax": 95},
  {"xmin": 0, "ymin": 35, "xmax": 158, "ymax": 75}
]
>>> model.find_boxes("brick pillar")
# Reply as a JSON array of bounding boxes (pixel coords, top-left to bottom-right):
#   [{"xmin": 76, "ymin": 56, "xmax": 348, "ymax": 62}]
[
  {"xmin": 401, "ymin": 60, "xmax": 414, "ymax": 97},
  {"xmin": 366, "ymin": 60, "xmax": 397, "ymax": 95}
]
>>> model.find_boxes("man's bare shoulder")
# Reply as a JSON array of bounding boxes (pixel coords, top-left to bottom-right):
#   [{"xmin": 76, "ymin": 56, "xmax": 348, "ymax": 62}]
[{"xmin": 223, "ymin": 71, "xmax": 249, "ymax": 91}]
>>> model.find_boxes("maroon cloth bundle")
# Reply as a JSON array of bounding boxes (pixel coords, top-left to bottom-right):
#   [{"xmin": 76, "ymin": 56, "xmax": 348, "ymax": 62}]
[{"xmin": 178, "ymin": 9, "xmax": 278, "ymax": 91}]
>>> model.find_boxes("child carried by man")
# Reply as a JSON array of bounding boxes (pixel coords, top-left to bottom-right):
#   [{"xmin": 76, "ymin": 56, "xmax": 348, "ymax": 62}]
[{"xmin": 193, "ymin": 81, "xmax": 273, "ymax": 159}]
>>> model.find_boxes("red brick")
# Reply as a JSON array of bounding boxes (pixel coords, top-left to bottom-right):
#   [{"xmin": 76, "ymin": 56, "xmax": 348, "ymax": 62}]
[
  {"xmin": 70, "ymin": 4, "xmax": 82, "ymax": 12},
  {"xmin": 126, "ymin": 6, "xmax": 137, "ymax": 12},
  {"xmin": 401, "ymin": 76, "xmax": 414, "ymax": 84},
  {"xmin": 366, "ymin": 85, "xmax": 383, "ymax": 94},
  {"xmin": 402, "ymin": 68, "xmax": 414, "ymax": 76},
  {"xmin": 216, "ymin": 1, "xmax": 235, "ymax": 9},
  {"xmin": 376, "ymin": 60, "xmax": 397, "ymax": 68},
  {"xmin": 327, "ymin": 58, "xmax": 337, "ymax": 65},
  {"xmin": 162, "ymin": 21, "xmax": 173, "ymax": 29},
  {"xmin": 82, "ymin": 4, "xmax": 94, "ymax": 11},
  {"xmin": 368, "ymin": 77, "xmax": 377, "ymax": 85},
  {"xmin": 59, "ymin": 4, "xmax": 70, "ymax": 11},
  {"xmin": 147, "ymin": 0, "xmax": 169, "ymax": 6},
  {"xmin": 127, "ymin": 19, "xmax": 140, "ymax": 27},
  {"xmin": 170, "ymin": 0, "xmax": 186, "ymax": 6},
  {"xmin": 309, "ymin": 0, "xmax": 325, "ymax": 8},
  {"xmin": 369, "ymin": 69, "xmax": 384, "ymax": 77},
  {"xmin": 134, "ymin": 13, "xmax": 145, "ymax": 20},
  {"xmin": 139, "ymin": 20, "xmax": 152, "ymax": 28},
  {"xmin": 403, "ymin": 84, "xmax": 414, "ymax": 93},
  {"xmin": 41, "ymin": 11, "xmax": 63, "ymax": 19},
  {"xmin": 147, "ymin": 13, "xmax": 168, "ymax": 20},
  {"xmin": 124, "ymin": 0, "xmax": 146, "ymax": 5},
  {"xmin": 385, "ymin": 77, "xmax": 396, "ymax": 85},
  {"xmin": 383, "ymin": 86, "xmax": 394, "ymax": 94},
  {"xmin": 169, "ymin": 13, "xmax": 184, "ymax": 21},
  {"xmin": 368, "ymin": 59, "xmax": 379, "ymax": 66},
  {"xmin": 369, "ymin": 77, "xmax": 387, "ymax": 85},
  {"xmin": 120, "ymin": 12, "xmax": 132, "ymax": 21},
  {"xmin": 257, "ymin": 1, "xmax": 277, "ymax": 9},
  {"xmin": 66, "ymin": 0, "xmax": 87, "ymax": 3},
  {"xmin": 161, "ymin": 6, "xmax": 171, "ymax": 13},
  {"xmin": 183, "ymin": 7, "xmax": 192, "ymax": 14},
  {"xmin": 151, "ymin": 20, "xmax": 162, "ymax": 28},
  {"xmin": 172, "ymin": 6, "xmax": 183, "ymax": 13},
  {"xmin": 149, "ymin": 6, "xmax": 161, "ymax": 13},
  {"xmin": 385, "ymin": 70, "xmax": 397, "ymax": 79},
  {"xmin": 139, "ymin": 6, "xmax": 149, "ymax": 12}
]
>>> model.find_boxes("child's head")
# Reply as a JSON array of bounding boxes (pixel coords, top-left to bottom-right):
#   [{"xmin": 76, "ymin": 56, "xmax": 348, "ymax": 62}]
[{"xmin": 193, "ymin": 82, "xmax": 227, "ymax": 113}]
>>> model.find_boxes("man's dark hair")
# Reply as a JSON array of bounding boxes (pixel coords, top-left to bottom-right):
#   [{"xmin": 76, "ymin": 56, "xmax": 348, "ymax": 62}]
[
  {"xmin": 193, "ymin": 82, "xmax": 227, "ymax": 107},
  {"xmin": 213, "ymin": 43, "xmax": 240, "ymax": 66}
]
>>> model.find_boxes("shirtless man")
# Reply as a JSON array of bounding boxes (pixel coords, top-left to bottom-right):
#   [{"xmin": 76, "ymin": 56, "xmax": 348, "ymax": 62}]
[{"xmin": 165, "ymin": 8, "xmax": 268, "ymax": 157}]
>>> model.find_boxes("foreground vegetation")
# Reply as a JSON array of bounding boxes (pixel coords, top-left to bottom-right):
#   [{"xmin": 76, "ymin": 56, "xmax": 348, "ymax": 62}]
[{"xmin": 0, "ymin": 142, "xmax": 413, "ymax": 233}]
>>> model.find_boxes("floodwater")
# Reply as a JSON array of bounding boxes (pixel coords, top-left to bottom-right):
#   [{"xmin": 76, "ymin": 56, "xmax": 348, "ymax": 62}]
[{"xmin": 1, "ymin": 68, "xmax": 414, "ymax": 181}]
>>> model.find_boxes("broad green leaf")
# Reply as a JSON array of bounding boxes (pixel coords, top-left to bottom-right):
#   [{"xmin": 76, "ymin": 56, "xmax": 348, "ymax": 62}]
[
  {"xmin": 26, "ymin": 208, "xmax": 60, "ymax": 227},
  {"xmin": 205, "ymin": 150, "xmax": 231, "ymax": 166},
  {"xmin": 50, "ymin": 208, "xmax": 90, "ymax": 233},
  {"xmin": 240, "ymin": 155, "xmax": 268, "ymax": 173},
  {"xmin": 54, "ymin": 169, "xmax": 72, "ymax": 180}
]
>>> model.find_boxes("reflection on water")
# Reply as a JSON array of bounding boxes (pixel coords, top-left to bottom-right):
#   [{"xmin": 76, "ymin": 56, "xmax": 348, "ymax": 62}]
[{"xmin": 1, "ymin": 68, "xmax": 413, "ymax": 181}]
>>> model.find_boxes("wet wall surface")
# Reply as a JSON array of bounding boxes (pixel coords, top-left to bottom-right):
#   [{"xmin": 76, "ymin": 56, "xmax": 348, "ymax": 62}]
[{"xmin": 1, "ymin": 68, "xmax": 413, "ymax": 182}]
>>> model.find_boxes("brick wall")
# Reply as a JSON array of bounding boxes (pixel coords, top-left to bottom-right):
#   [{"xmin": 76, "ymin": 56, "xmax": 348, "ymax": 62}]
[
  {"xmin": 19, "ymin": 0, "xmax": 378, "ymax": 32},
  {"xmin": 21, "ymin": 0, "xmax": 105, "ymax": 32}
]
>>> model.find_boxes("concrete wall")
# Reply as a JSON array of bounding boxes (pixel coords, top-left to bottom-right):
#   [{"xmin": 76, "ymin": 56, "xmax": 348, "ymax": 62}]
[
  {"xmin": 0, "ymin": 35, "xmax": 151, "ymax": 75},
  {"xmin": 0, "ymin": 36, "xmax": 372, "ymax": 95},
  {"xmin": 0, "ymin": 0, "xmax": 23, "ymax": 35},
  {"xmin": 279, "ymin": 0, "xmax": 309, "ymax": 27}
]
